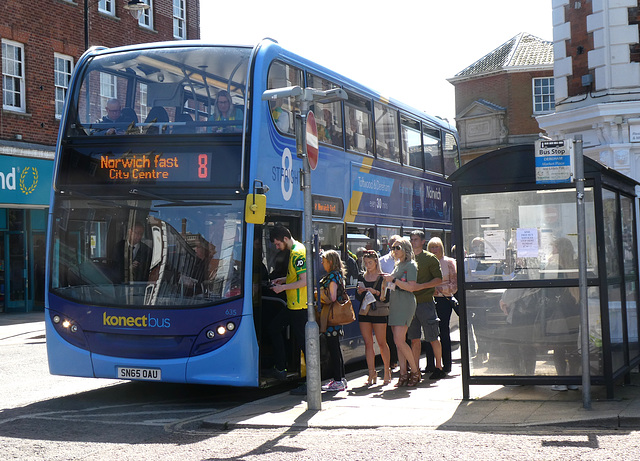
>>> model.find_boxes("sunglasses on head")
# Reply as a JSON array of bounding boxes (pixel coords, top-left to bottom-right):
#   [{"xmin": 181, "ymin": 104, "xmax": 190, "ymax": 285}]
[
  {"xmin": 363, "ymin": 250, "xmax": 378, "ymax": 258},
  {"xmin": 391, "ymin": 245, "xmax": 402, "ymax": 251}
]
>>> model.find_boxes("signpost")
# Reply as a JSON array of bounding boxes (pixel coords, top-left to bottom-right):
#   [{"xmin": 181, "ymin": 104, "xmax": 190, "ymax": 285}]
[
  {"xmin": 262, "ymin": 86, "xmax": 347, "ymax": 411},
  {"xmin": 535, "ymin": 136, "xmax": 590, "ymax": 409},
  {"xmin": 535, "ymin": 139, "xmax": 574, "ymax": 184}
]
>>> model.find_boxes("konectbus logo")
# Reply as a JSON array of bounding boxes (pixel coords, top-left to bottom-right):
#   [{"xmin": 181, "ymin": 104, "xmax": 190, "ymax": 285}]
[
  {"xmin": 0, "ymin": 166, "xmax": 39, "ymax": 195},
  {"xmin": 103, "ymin": 312, "xmax": 171, "ymax": 328}
]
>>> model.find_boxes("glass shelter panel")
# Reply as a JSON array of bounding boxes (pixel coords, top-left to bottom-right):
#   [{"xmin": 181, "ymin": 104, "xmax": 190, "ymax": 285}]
[
  {"xmin": 602, "ymin": 188, "xmax": 625, "ymax": 372},
  {"xmin": 621, "ymin": 195, "xmax": 639, "ymax": 362},
  {"xmin": 461, "ymin": 188, "xmax": 598, "ymax": 282},
  {"xmin": 461, "ymin": 187, "xmax": 602, "ymax": 378},
  {"xmin": 467, "ymin": 286, "xmax": 603, "ymax": 377}
]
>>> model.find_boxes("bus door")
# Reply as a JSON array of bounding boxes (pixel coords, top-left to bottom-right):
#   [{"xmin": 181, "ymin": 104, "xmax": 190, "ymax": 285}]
[{"xmin": 256, "ymin": 214, "xmax": 303, "ymax": 378}]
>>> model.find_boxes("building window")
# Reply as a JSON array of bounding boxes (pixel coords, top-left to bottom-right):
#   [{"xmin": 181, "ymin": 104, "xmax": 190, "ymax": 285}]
[
  {"xmin": 100, "ymin": 72, "xmax": 117, "ymax": 112},
  {"xmin": 55, "ymin": 54, "xmax": 74, "ymax": 119},
  {"xmin": 138, "ymin": 0, "xmax": 153, "ymax": 29},
  {"xmin": 2, "ymin": 40, "xmax": 26, "ymax": 112},
  {"xmin": 533, "ymin": 77, "xmax": 555, "ymax": 114},
  {"xmin": 173, "ymin": 0, "xmax": 186, "ymax": 39},
  {"xmin": 98, "ymin": 0, "xmax": 115, "ymax": 15},
  {"xmin": 138, "ymin": 82, "xmax": 149, "ymax": 120}
]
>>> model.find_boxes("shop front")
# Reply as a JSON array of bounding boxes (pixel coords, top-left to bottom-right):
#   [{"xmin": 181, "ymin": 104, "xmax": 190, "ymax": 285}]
[
  {"xmin": 0, "ymin": 149, "xmax": 53, "ymax": 313},
  {"xmin": 451, "ymin": 145, "xmax": 639, "ymax": 398}
]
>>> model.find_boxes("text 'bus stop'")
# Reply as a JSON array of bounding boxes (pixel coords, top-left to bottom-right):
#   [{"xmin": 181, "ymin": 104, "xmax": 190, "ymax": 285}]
[{"xmin": 450, "ymin": 145, "xmax": 639, "ymax": 398}]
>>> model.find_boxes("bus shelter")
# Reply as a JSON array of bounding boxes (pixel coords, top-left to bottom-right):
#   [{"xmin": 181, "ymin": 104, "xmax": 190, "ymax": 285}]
[{"xmin": 449, "ymin": 145, "xmax": 639, "ymax": 398}]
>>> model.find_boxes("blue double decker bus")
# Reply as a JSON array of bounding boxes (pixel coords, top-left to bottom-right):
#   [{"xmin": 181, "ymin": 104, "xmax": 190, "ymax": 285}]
[{"xmin": 47, "ymin": 39, "xmax": 460, "ymax": 386}]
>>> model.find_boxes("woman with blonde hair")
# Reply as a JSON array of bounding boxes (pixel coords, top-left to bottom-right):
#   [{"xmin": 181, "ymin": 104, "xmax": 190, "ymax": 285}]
[
  {"xmin": 355, "ymin": 250, "xmax": 391, "ymax": 385},
  {"xmin": 383, "ymin": 238, "xmax": 421, "ymax": 387},
  {"xmin": 319, "ymin": 250, "xmax": 349, "ymax": 391},
  {"xmin": 208, "ymin": 90, "xmax": 243, "ymax": 132}
]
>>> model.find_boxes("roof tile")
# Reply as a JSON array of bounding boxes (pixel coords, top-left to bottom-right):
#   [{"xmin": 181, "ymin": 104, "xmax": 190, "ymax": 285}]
[{"xmin": 454, "ymin": 33, "xmax": 553, "ymax": 78}]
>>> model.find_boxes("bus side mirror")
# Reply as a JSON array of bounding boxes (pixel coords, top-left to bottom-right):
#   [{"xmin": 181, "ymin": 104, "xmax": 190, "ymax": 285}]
[{"xmin": 245, "ymin": 193, "xmax": 266, "ymax": 224}]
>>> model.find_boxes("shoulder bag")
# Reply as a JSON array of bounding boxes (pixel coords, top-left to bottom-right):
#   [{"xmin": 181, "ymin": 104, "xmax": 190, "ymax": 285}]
[{"xmin": 320, "ymin": 280, "xmax": 355, "ymax": 332}]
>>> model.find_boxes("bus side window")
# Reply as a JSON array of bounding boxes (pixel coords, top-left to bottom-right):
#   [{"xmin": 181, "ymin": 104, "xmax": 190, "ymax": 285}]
[
  {"xmin": 344, "ymin": 91, "xmax": 373, "ymax": 156},
  {"xmin": 374, "ymin": 102, "xmax": 400, "ymax": 162},
  {"xmin": 267, "ymin": 61, "xmax": 303, "ymax": 136},
  {"xmin": 307, "ymin": 72, "xmax": 344, "ymax": 148}
]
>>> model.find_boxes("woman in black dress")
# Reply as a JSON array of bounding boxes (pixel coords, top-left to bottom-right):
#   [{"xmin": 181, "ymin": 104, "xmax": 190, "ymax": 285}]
[{"xmin": 355, "ymin": 250, "xmax": 391, "ymax": 385}]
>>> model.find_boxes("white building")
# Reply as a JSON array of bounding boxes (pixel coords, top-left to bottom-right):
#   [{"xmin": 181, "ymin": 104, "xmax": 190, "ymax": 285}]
[{"xmin": 537, "ymin": 0, "xmax": 640, "ymax": 180}]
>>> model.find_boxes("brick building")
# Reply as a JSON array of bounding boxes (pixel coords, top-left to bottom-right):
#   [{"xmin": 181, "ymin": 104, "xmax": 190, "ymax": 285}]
[
  {"xmin": 537, "ymin": 0, "xmax": 640, "ymax": 181},
  {"xmin": 448, "ymin": 33, "xmax": 554, "ymax": 164},
  {"xmin": 0, "ymin": 0, "xmax": 199, "ymax": 313}
]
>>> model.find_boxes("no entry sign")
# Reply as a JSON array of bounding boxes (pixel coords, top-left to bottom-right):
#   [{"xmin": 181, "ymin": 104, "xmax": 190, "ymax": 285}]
[{"xmin": 306, "ymin": 110, "xmax": 319, "ymax": 170}]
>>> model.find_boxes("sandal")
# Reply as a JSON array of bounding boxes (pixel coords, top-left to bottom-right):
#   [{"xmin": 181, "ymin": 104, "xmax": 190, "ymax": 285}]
[
  {"xmin": 383, "ymin": 367, "xmax": 392, "ymax": 385},
  {"xmin": 395, "ymin": 373, "xmax": 409, "ymax": 387},
  {"xmin": 407, "ymin": 370, "xmax": 421, "ymax": 387},
  {"xmin": 367, "ymin": 370, "xmax": 377, "ymax": 386}
]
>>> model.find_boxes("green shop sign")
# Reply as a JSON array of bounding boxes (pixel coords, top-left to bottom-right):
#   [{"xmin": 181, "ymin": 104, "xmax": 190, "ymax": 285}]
[{"xmin": 0, "ymin": 155, "xmax": 53, "ymax": 206}]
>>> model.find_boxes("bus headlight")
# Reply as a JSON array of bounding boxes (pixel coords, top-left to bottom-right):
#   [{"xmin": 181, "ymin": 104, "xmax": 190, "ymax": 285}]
[
  {"xmin": 226, "ymin": 322, "xmax": 235, "ymax": 331},
  {"xmin": 217, "ymin": 325, "xmax": 226, "ymax": 335},
  {"xmin": 206, "ymin": 330, "xmax": 215, "ymax": 339},
  {"xmin": 49, "ymin": 310, "xmax": 88, "ymax": 350}
]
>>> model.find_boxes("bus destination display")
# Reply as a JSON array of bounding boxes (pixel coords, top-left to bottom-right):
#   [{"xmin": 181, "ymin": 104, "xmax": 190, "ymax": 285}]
[{"xmin": 97, "ymin": 151, "xmax": 211, "ymax": 183}]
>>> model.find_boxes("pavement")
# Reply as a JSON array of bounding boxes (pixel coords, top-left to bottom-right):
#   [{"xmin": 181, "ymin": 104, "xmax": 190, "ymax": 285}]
[
  {"xmin": 201, "ymin": 365, "xmax": 640, "ymax": 431},
  {"xmin": 4, "ymin": 311, "xmax": 640, "ymax": 430}
]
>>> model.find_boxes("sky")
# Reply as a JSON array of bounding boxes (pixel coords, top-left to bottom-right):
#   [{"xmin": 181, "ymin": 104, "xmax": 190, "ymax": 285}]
[{"xmin": 200, "ymin": 1, "xmax": 553, "ymax": 123}]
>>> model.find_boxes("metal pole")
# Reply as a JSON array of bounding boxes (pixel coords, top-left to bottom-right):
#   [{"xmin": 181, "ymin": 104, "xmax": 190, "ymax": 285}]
[
  {"xmin": 575, "ymin": 135, "xmax": 591, "ymax": 409},
  {"xmin": 299, "ymin": 99, "xmax": 322, "ymax": 411},
  {"xmin": 84, "ymin": 0, "xmax": 89, "ymax": 50}
]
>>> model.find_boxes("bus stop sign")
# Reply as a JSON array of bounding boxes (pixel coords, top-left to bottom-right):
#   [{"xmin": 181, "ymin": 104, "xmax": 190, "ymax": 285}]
[
  {"xmin": 535, "ymin": 139, "xmax": 574, "ymax": 184},
  {"xmin": 306, "ymin": 110, "xmax": 319, "ymax": 170}
]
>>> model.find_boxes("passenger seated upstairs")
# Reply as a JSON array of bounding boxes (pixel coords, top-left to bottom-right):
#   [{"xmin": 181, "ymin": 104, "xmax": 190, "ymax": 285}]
[
  {"xmin": 271, "ymin": 106, "xmax": 291, "ymax": 133},
  {"xmin": 96, "ymin": 99, "xmax": 136, "ymax": 135},
  {"xmin": 208, "ymin": 90, "xmax": 243, "ymax": 133},
  {"xmin": 144, "ymin": 106, "xmax": 169, "ymax": 135}
]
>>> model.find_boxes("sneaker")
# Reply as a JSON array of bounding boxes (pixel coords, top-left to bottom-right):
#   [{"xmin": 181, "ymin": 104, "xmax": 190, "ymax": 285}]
[
  {"xmin": 429, "ymin": 369, "xmax": 446, "ymax": 380},
  {"xmin": 290, "ymin": 383, "xmax": 307, "ymax": 395},
  {"xmin": 551, "ymin": 384, "xmax": 568, "ymax": 391},
  {"xmin": 321, "ymin": 379, "xmax": 336, "ymax": 391},
  {"xmin": 568, "ymin": 385, "xmax": 579, "ymax": 390},
  {"xmin": 321, "ymin": 379, "xmax": 346, "ymax": 391},
  {"xmin": 341, "ymin": 378, "xmax": 348, "ymax": 389},
  {"xmin": 264, "ymin": 367, "xmax": 287, "ymax": 380}
]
